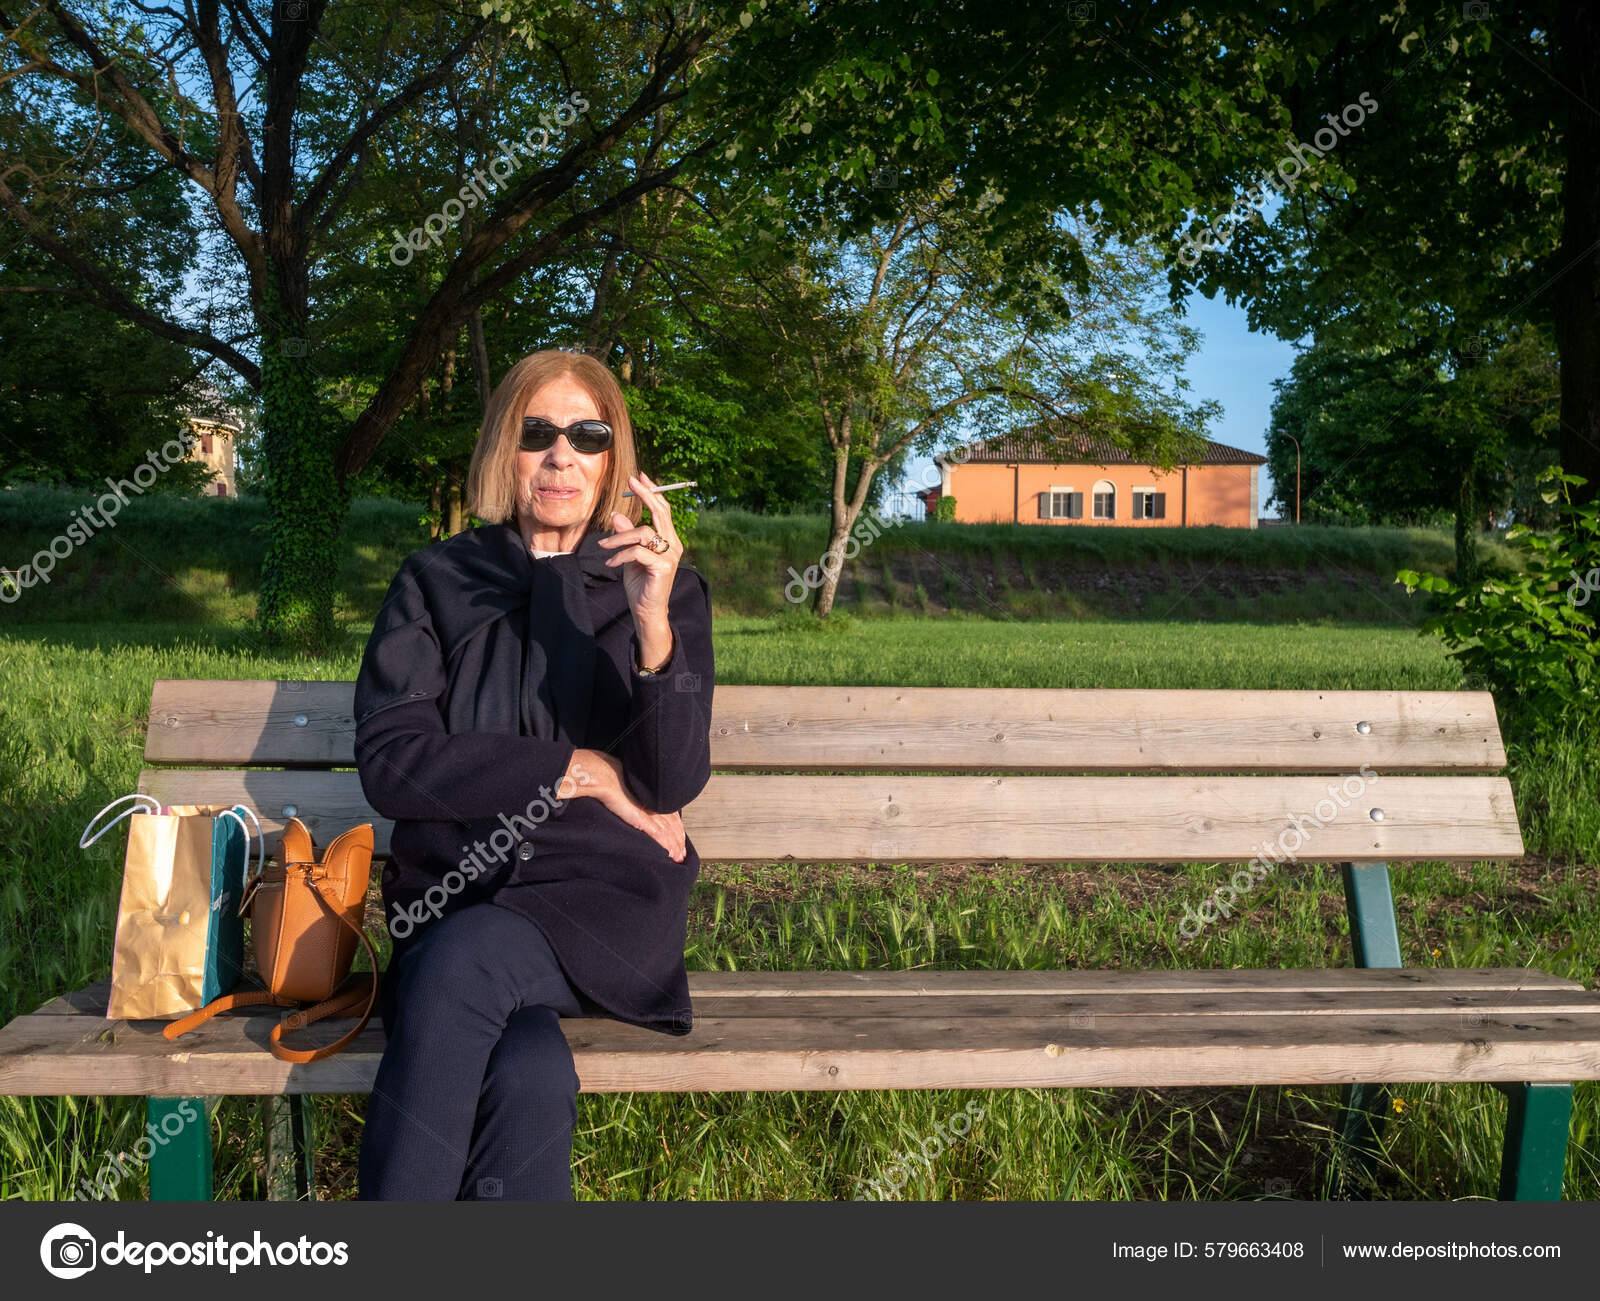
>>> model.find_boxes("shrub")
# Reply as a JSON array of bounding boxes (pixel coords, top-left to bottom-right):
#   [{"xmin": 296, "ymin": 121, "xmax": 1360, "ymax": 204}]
[{"xmin": 1397, "ymin": 467, "xmax": 1599, "ymax": 743}]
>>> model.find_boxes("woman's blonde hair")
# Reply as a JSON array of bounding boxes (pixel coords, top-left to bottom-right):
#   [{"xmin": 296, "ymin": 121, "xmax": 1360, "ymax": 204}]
[{"xmin": 467, "ymin": 350, "xmax": 642, "ymax": 532}]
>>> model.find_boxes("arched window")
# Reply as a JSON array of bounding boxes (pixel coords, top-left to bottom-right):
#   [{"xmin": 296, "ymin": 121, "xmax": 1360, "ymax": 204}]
[{"xmin": 1092, "ymin": 479, "xmax": 1115, "ymax": 520}]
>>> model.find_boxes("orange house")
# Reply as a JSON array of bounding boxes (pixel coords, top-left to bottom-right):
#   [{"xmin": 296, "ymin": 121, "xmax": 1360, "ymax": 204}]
[{"xmin": 932, "ymin": 428, "xmax": 1267, "ymax": 528}]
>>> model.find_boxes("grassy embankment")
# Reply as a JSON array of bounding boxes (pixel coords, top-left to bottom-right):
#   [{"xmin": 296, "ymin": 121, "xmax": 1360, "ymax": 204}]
[{"xmin": 0, "ymin": 484, "xmax": 1520, "ymax": 627}]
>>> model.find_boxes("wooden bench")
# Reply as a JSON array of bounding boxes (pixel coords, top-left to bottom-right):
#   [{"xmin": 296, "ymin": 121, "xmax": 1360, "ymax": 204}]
[{"xmin": 2, "ymin": 680, "xmax": 1597, "ymax": 1200}]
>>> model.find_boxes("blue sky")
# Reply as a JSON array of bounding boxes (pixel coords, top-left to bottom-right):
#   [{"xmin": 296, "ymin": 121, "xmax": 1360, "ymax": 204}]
[
  {"xmin": 1179, "ymin": 290, "xmax": 1301, "ymax": 504},
  {"xmin": 893, "ymin": 290, "xmax": 1300, "ymax": 515}
]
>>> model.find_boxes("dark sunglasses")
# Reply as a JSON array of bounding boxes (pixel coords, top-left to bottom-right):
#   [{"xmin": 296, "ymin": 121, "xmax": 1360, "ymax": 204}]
[{"xmin": 520, "ymin": 417, "xmax": 614, "ymax": 454}]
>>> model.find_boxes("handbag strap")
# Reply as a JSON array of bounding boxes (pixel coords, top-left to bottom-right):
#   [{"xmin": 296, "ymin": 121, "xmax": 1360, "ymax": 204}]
[
  {"xmin": 162, "ymin": 988, "xmax": 298, "ymax": 1037},
  {"xmin": 265, "ymin": 881, "xmax": 382, "ymax": 1064}
]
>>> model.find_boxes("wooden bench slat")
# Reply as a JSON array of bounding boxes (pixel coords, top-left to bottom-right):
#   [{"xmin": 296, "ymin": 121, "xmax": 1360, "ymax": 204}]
[
  {"xmin": 4, "ymin": 1002, "xmax": 1598, "ymax": 1094},
  {"xmin": 708, "ymin": 687, "xmax": 1508, "ymax": 772},
  {"xmin": 571, "ymin": 1013, "xmax": 1600, "ymax": 1090},
  {"xmin": 144, "ymin": 682, "xmax": 1509, "ymax": 773},
  {"xmin": 26, "ymin": 968, "xmax": 1586, "ymax": 1018},
  {"xmin": 136, "ymin": 770, "xmax": 1525, "ymax": 863},
  {"xmin": 690, "ymin": 968, "xmax": 1587, "ymax": 995},
  {"xmin": 687, "ymin": 990, "xmax": 1600, "ymax": 1018}
]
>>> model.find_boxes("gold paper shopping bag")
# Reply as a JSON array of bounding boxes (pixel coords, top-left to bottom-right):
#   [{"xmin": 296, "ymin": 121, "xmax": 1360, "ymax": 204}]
[{"xmin": 81, "ymin": 795, "xmax": 259, "ymax": 1020}]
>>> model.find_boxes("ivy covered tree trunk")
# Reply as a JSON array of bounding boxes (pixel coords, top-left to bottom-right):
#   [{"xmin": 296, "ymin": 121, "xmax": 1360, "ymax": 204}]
[
  {"xmin": 255, "ymin": 278, "xmax": 350, "ymax": 655},
  {"xmin": 1454, "ymin": 463, "xmax": 1481, "ymax": 587}
]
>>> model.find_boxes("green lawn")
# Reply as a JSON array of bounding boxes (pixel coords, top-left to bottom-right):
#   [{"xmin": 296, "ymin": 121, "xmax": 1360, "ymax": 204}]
[
  {"xmin": 713, "ymin": 612, "xmax": 1464, "ymax": 688},
  {"xmin": 0, "ymin": 612, "xmax": 1594, "ymax": 1202}
]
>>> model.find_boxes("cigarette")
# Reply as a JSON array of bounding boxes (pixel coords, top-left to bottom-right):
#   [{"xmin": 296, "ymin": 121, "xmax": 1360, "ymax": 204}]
[{"xmin": 621, "ymin": 480, "xmax": 697, "ymax": 497}]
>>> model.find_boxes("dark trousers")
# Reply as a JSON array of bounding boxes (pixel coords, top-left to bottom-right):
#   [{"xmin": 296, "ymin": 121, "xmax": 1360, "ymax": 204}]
[{"xmin": 358, "ymin": 901, "xmax": 585, "ymax": 1201}]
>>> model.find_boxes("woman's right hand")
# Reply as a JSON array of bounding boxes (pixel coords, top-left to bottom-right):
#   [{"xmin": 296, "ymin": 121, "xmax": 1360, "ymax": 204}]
[{"xmin": 563, "ymin": 749, "xmax": 687, "ymax": 862}]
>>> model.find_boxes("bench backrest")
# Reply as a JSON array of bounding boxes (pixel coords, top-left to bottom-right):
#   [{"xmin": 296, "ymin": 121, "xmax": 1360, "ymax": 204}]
[{"xmin": 137, "ymin": 682, "xmax": 1522, "ymax": 864}]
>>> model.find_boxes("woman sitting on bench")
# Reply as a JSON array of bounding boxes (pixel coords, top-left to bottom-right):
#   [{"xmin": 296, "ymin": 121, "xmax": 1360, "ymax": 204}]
[{"xmin": 351, "ymin": 349, "xmax": 715, "ymax": 1201}]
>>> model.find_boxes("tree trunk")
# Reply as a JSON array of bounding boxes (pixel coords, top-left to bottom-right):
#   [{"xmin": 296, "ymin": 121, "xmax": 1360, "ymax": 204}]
[
  {"xmin": 815, "ymin": 446, "xmax": 884, "ymax": 618},
  {"xmin": 1556, "ymin": 0, "xmax": 1600, "ymax": 506},
  {"xmin": 446, "ymin": 460, "xmax": 465, "ymax": 537},
  {"xmin": 1455, "ymin": 464, "xmax": 1480, "ymax": 586},
  {"xmin": 429, "ymin": 475, "xmax": 443, "ymax": 541},
  {"xmin": 467, "ymin": 310, "xmax": 492, "ymax": 411},
  {"xmin": 584, "ymin": 230, "xmax": 623, "ymax": 359},
  {"xmin": 813, "ymin": 517, "xmax": 854, "ymax": 618},
  {"xmin": 255, "ymin": 275, "xmax": 348, "ymax": 655}
]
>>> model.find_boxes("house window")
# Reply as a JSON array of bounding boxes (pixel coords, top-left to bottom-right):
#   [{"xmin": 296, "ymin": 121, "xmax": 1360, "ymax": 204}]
[
  {"xmin": 1038, "ymin": 489, "xmax": 1083, "ymax": 519},
  {"xmin": 1131, "ymin": 489, "xmax": 1167, "ymax": 519},
  {"xmin": 1091, "ymin": 480, "xmax": 1115, "ymax": 519},
  {"xmin": 216, "ymin": 482, "xmax": 227, "ymax": 496},
  {"xmin": 201, "ymin": 432, "xmax": 213, "ymax": 454}
]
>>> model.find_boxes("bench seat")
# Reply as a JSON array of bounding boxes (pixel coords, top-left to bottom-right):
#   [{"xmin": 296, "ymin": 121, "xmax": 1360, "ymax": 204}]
[{"xmin": 6, "ymin": 968, "xmax": 1598, "ymax": 1095}]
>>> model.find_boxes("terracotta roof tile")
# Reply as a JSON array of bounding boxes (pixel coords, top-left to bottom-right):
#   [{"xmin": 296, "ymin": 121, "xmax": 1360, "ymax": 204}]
[{"xmin": 942, "ymin": 424, "xmax": 1266, "ymax": 467}]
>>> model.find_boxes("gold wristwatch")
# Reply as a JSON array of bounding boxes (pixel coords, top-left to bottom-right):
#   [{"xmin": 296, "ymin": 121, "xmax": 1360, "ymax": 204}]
[{"xmin": 635, "ymin": 635, "xmax": 673, "ymax": 676}]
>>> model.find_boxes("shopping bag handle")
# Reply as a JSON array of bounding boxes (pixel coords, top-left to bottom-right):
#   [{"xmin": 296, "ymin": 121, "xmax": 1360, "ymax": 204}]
[
  {"xmin": 78, "ymin": 794, "xmax": 162, "ymax": 849},
  {"xmin": 220, "ymin": 804, "xmax": 266, "ymax": 881}
]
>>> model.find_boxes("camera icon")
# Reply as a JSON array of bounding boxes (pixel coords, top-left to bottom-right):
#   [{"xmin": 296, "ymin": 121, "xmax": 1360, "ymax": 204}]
[
  {"xmin": 280, "ymin": 0, "xmax": 308, "ymax": 19},
  {"xmin": 1462, "ymin": 1010, "xmax": 1491, "ymax": 1028},
  {"xmin": 476, "ymin": 1175, "xmax": 503, "ymax": 1199},
  {"xmin": 868, "ymin": 167, "xmax": 901, "ymax": 190},
  {"xmin": 1462, "ymin": 0, "xmax": 1489, "ymax": 19},
  {"xmin": 1263, "ymin": 1177, "xmax": 1292, "ymax": 1196},
  {"xmin": 41, "ymin": 1223, "xmax": 98, "ymax": 1278},
  {"xmin": 1070, "ymin": 0, "xmax": 1096, "ymax": 21},
  {"xmin": 280, "ymin": 336, "xmax": 309, "ymax": 357},
  {"xmin": 675, "ymin": 672, "xmax": 701, "ymax": 692},
  {"xmin": 53, "ymin": 1234, "xmax": 95, "ymax": 1269},
  {"xmin": 1068, "ymin": 1011, "xmax": 1097, "ymax": 1031}
]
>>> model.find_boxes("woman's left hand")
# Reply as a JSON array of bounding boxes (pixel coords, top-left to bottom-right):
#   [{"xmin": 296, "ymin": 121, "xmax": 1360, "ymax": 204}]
[{"xmin": 600, "ymin": 471, "xmax": 682, "ymax": 655}]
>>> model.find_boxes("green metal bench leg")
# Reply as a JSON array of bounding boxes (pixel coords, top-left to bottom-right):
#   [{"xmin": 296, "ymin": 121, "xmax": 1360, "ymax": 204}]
[
  {"xmin": 1496, "ymin": 1082, "xmax": 1571, "ymax": 1200},
  {"xmin": 266, "ymin": 1095, "xmax": 315, "ymax": 1200},
  {"xmin": 1335, "ymin": 862, "xmax": 1401, "ymax": 1197},
  {"xmin": 146, "ymin": 1096, "xmax": 213, "ymax": 1200},
  {"xmin": 1341, "ymin": 862, "xmax": 1403, "ymax": 970}
]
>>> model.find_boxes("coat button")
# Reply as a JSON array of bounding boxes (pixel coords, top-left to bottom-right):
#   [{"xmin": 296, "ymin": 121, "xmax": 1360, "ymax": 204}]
[{"xmin": 517, "ymin": 842, "xmax": 535, "ymax": 860}]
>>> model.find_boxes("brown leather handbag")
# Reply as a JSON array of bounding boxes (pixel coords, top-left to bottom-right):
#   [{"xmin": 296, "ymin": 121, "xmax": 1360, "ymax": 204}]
[{"xmin": 163, "ymin": 817, "xmax": 379, "ymax": 1063}]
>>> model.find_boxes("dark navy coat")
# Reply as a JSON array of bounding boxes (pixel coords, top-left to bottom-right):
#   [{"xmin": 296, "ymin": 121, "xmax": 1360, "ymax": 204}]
[{"xmin": 352, "ymin": 518, "xmax": 714, "ymax": 1035}]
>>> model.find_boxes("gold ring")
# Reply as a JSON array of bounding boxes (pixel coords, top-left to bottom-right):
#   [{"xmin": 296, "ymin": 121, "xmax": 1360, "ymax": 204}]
[{"xmin": 645, "ymin": 532, "xmax": 670, "ymax": 554}]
